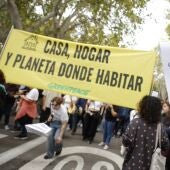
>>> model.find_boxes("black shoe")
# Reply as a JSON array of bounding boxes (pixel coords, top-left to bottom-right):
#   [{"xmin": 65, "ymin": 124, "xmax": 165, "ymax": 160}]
[
  {"xmin": 14, "ymin": 134, "xmax": 28, "ymax": 140},
  {"xmin": 44, "ymin": 155, "xmax": 52, "ymax": 159}
]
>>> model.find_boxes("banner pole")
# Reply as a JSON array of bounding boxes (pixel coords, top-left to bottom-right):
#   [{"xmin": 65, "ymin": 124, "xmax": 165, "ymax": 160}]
[{"xmin": 0, "ymin": 25, "xmax": 14, "ymax": 60}]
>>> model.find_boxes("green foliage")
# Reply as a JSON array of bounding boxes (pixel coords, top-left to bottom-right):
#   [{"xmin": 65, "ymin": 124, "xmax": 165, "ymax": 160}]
[
  {"xmin": 0, "ymin": 4, "xmax": 11, "ymax": 42},
  {"xmin": 0, "ymin": 0, "xmax": 150, "ymax": 47}
]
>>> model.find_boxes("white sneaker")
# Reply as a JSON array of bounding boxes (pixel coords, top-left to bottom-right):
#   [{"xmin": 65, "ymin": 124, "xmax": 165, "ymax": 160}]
[
  {"xmin": 5, "ymin": 125, "xmax": 10, "ymax": 130},
  {"xmin": 103, "ymin": 145, "xmax": 109, "ymax": 150},
  {"xmin": 98, "ymin": 142, "xmax": 105, "ymax": 146}
]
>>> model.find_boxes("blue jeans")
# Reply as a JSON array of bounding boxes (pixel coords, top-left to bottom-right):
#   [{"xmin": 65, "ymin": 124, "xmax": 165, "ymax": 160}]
[
  {"xmin": 46, "ymin": 120, "xmax": 61, "ymax": 157},
  {"xmin": 103, "ymin": 120, "xmax": 115, "ymax": 145}
]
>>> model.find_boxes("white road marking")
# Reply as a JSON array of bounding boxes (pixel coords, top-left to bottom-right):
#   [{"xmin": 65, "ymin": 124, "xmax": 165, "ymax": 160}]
[
  {"xmin": 19, "ymin": 146, "xmax": 123, "ymax": 170},
  {"xmin": 0, "ymin": 134, "xmax": 8, "ymax": 139},
  {"xmin": 0, "ymin": 136, "xmax": 46, "ymax": 165},
  {"xmin": 91, "ymin": 161, "xmax": 114, "ymax": 170},
  {"xmin": 53, "ymin": 155, "xmax": 84, "ymax": 170}
]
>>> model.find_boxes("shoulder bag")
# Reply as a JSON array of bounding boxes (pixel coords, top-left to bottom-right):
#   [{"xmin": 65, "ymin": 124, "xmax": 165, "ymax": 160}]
[{"xmin": 150, "ymin": 123, "xmax": 166, "ymax": 170}]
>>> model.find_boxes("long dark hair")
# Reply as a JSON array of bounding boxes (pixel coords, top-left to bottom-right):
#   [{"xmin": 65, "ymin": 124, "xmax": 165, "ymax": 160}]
[
  {"xmin": 138, "ymin": 95, "xmax": 162, "ymax": 124},
  {"xmin": 0, "ymin": 69, "xmax": 6, "ymax": 84}
]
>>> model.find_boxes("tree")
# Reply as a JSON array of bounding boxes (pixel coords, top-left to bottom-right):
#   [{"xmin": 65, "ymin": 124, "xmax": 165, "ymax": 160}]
[{"xmin": 0, "ymin": 0, "xmax": 150, "ymax": 47}]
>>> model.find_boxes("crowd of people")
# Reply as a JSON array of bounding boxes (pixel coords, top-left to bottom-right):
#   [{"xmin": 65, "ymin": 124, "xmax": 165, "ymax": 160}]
[{"xmin": 1, "ymin": 69, "xmax": 170, "ymax": 169}]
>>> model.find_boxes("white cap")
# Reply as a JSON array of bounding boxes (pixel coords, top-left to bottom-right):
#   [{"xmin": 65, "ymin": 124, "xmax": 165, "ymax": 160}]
[{"xmin": 26, "ymin": 88, "xmax": 39, "ymax": 101}]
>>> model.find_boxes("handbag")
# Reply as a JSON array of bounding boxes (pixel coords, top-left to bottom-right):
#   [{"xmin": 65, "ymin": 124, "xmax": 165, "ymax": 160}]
[{"xmin": 150, "ymin": 123, "xmax": 166, "ymax": 170}]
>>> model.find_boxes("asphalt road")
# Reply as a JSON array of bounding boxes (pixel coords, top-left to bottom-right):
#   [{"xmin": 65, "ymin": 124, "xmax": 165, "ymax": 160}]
[{"xmin": 0, "ymin": 121, "xmax": 123, "ymax": 170}]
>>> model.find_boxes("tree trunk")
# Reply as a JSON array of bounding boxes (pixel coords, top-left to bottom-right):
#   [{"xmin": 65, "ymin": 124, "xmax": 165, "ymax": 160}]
[{"xmin": 7, "ymin": 0, "xmax": 22, "ymax": 29}]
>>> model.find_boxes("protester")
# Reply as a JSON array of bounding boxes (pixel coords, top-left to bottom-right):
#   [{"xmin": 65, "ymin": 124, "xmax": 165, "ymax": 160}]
[
  {"xmin": 82, "ymin": 100, "xmax": 102, "ymax": 144},
  {"xmin": 71, "ymin": 98, "xmax": 87, "ymax": 135},
  {"xmin": 14, "ymin": 88, "xmax": 39, "ymax": 139},
  {"xmin": 98, "ymin": 104, "xmax": 118, "ymax": 150},
  {"xmin": 162, "ymin": 101, "xmax": 170, "ymax": 128},
  {"xmin": 68, "ymin": 99, "xmax": 77, "ymax": 134},
  {"xmin": 114, "ymin": 106, "xmax": 131, "ymax": 137},
  {"xmin": 162, "ymin": 101, "xmax": 170, "ymax": 170},
  {"xmin": 63, "ymin": 95, "xmax": 77, "ymax": 130},
  {"xmin": 39, "ymin": 90, "xmax": 61, "ymax": 122},
  {"xmin": 3, "ymin": 83, "xmax": 18, "ymax": 130},
  {"xmin": 44, "ymin": 96, "xmax": 68, "ymax": 159},
  {"xmin": 122, "ymin": 95, "xmax": 169, "ymax": 170},
  {"xmin": 120, "ymin": 109, "xmax": 139, "ymax": 156},
  {"xmin": 97, "ymin": 103, "xmax": 107, "ymax": 133},
  {"xmin": 11, "ymin": 86, "xmax": 30, "ymax": 132},
  {"xmin": 0, "ymin": 70, "xmax": 7, "ymax": 128}
]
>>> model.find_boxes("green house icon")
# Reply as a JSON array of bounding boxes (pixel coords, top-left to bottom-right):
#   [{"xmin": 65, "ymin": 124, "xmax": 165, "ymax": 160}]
[{"xmin": 23, "ymin": 35, "xmax": 38, "ymax": 51}]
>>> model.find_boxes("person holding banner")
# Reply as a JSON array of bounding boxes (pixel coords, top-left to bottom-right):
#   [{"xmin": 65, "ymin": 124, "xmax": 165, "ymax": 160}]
[
  {"xmin": 44, "ymin": 96, "xmax": 68, "ymax": 159},
  {"xmin": 0, "ymin": 70, "xmax": 7, "ymax": 127},
  {"xmin": 63, "ymin": 95, "xmax": 78, "ymax": 130},
  {"xmin": 98, "ymin": 104, "xmax": 118, "ymax": 150},
  {"xmin": 0, "ymin": 70, "xmax": 16, "ymax": 130},
  {"xmin": 83, "ymin": 100, "xmax": 103, "ymax": 144},
  {"xmin": 71, "ymin": 98, "xmax": 87, "ymax": 135},
  {"xmin": 14, "ymin": 88, "xmax": 39, "ymax": 139},
  {"xmin": 39, "ymin": 90, "xmax": 61, "ymax": 122}
]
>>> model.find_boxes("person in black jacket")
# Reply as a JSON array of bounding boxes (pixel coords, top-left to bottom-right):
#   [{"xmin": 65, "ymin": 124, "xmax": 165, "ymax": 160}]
[{"xmin": 0, "ymin": 70, "xmax": 17, "ymax": 130}]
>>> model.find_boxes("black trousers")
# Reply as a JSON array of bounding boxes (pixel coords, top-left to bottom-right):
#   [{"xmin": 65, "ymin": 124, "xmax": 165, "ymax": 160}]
[
  {"xmin": 39, "ymin": 107, "xmax": 51, "ymax": 122},
  {"xmin": 0, "ymin": 95, "xmax": 15, "ymax": 125},
  {"xmin": 83, "ymin": 112, "xmax": 100, "ymax": 142},
  {"xmin": 17, "ymin": 114, "xmax": 33, "ymax": 136}
]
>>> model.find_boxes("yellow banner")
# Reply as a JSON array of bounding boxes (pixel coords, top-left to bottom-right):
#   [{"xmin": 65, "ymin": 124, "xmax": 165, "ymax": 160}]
[{"xmin": 0, "ymin": 28, "xmax": 156, "ymax": 108}]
